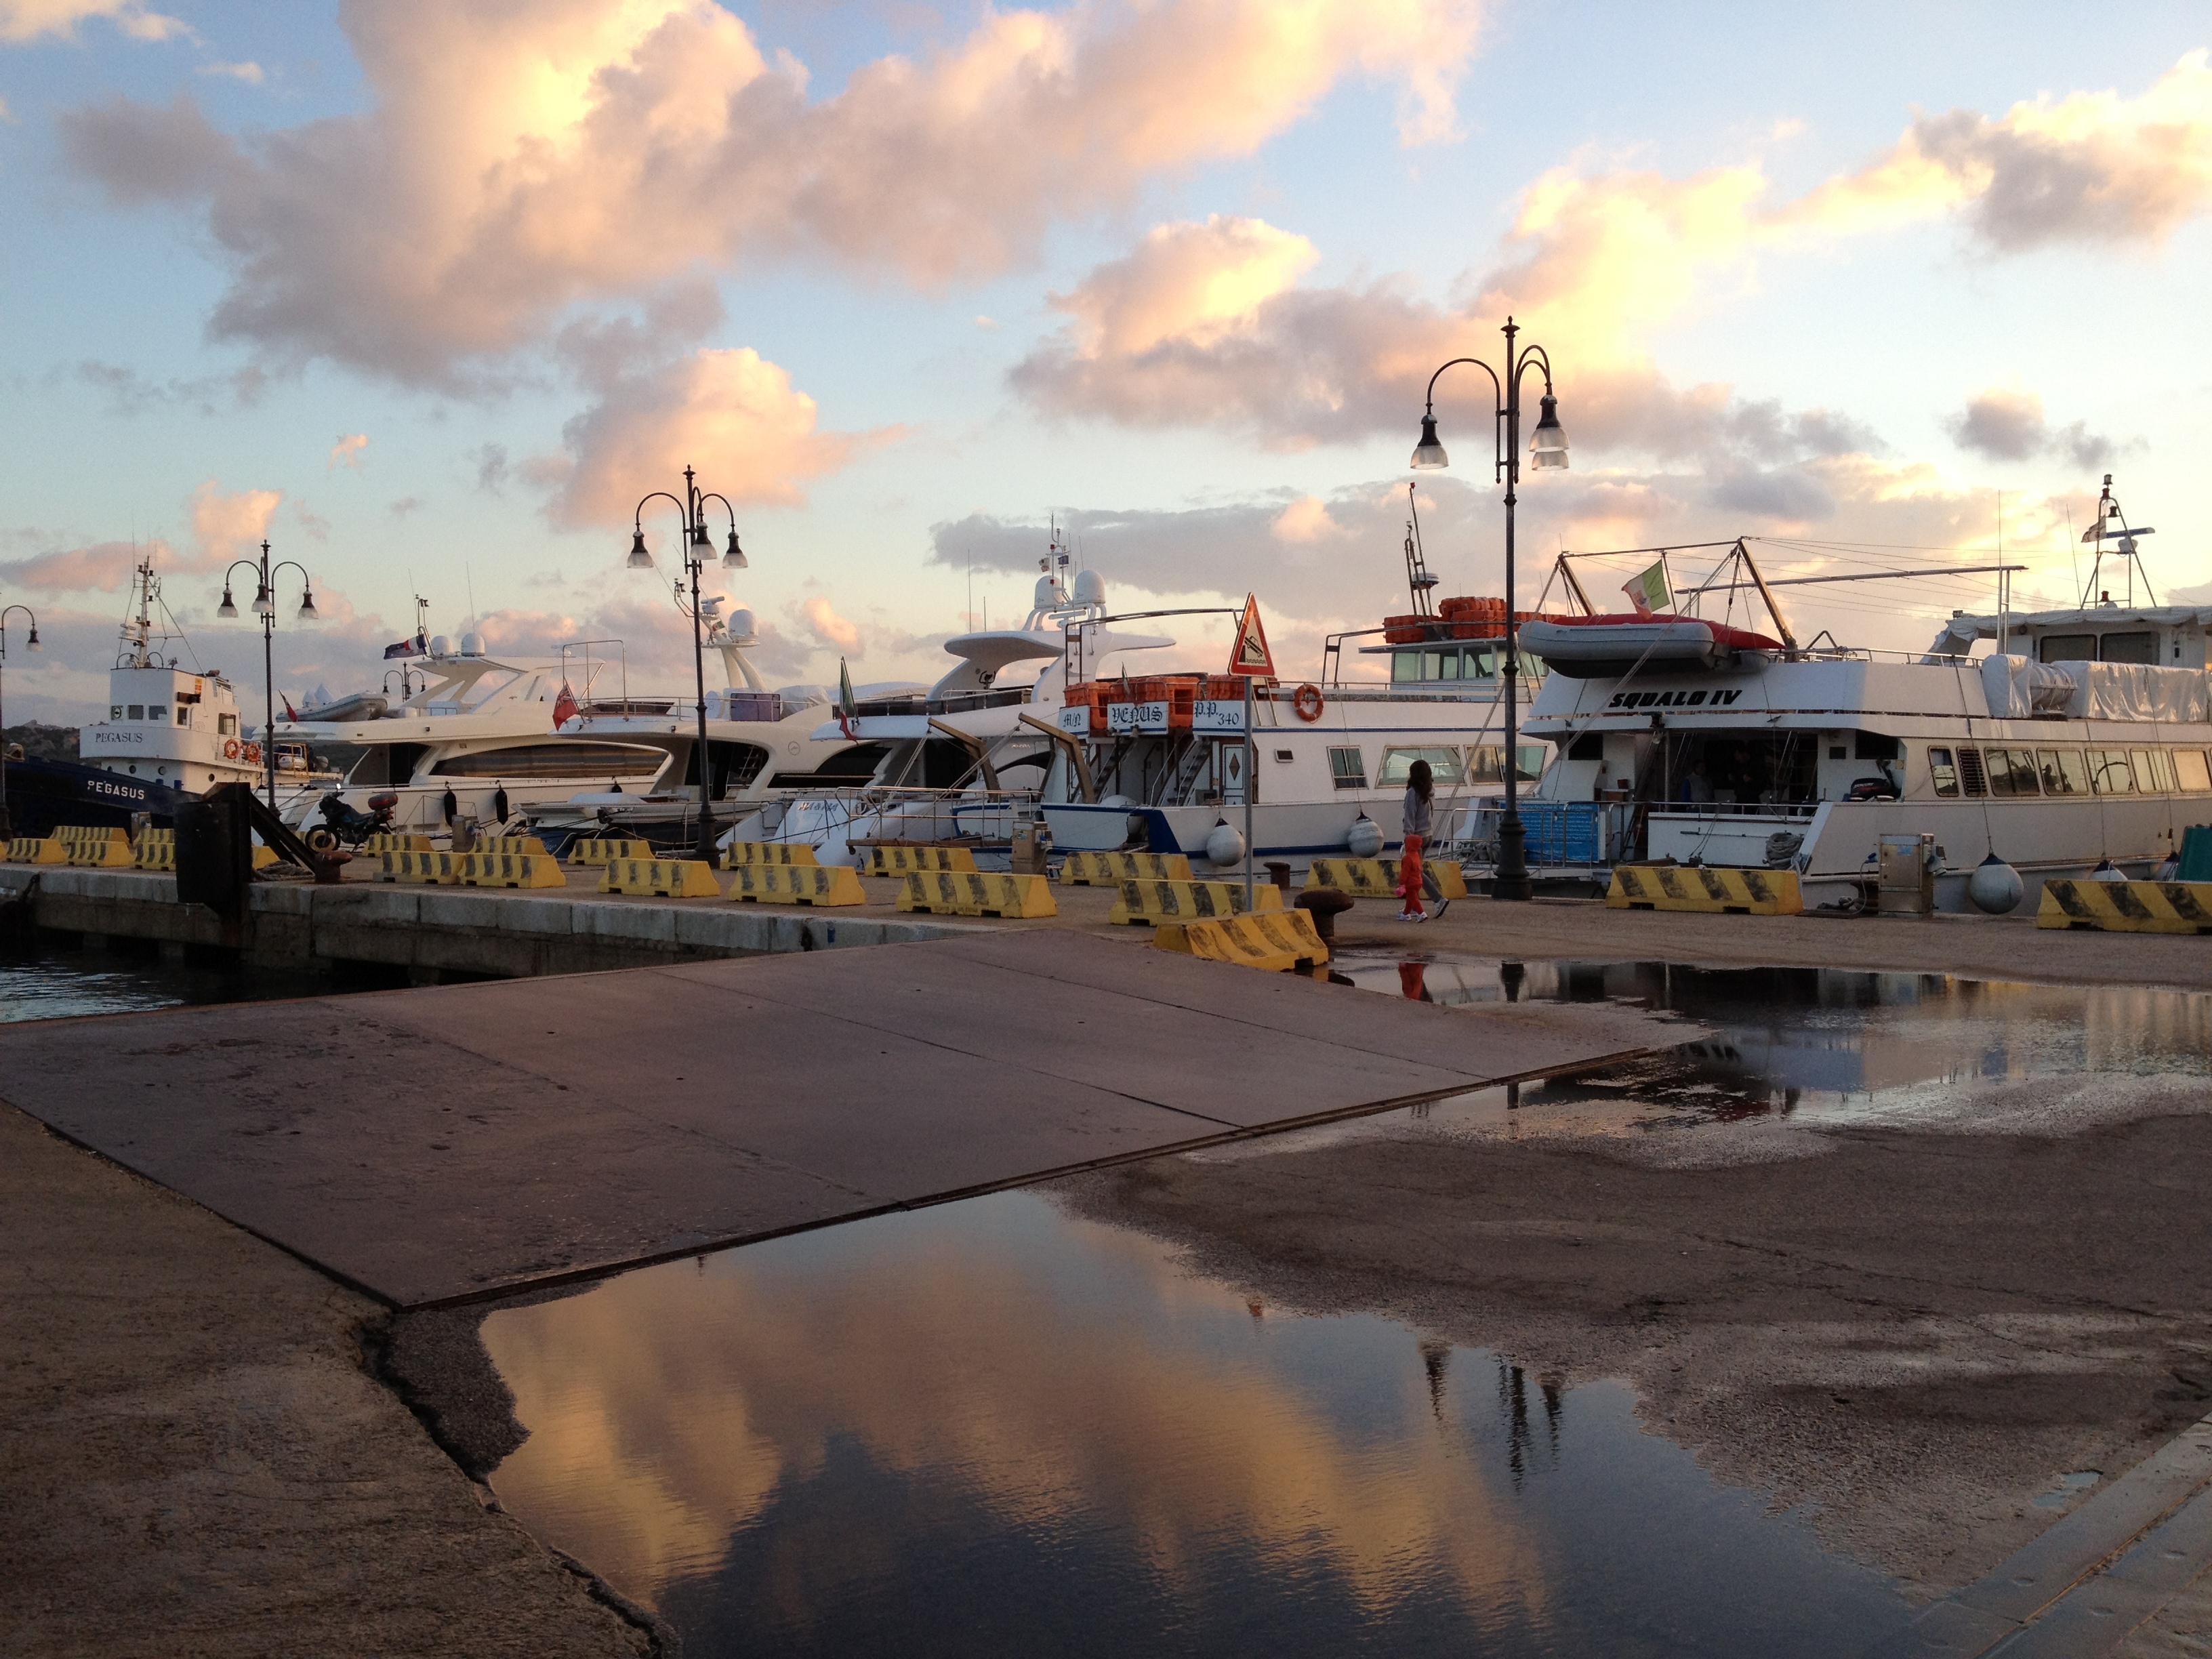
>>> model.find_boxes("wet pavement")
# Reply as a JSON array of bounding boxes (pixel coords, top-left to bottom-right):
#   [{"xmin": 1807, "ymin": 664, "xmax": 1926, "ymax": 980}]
[
  {"xmin": 1307, "ymin": 953, "xmax": 2212, "ymax": 1151},
  {"xmin": 478, "ymin": 1189, "xmax": 1911, "ymax": 1658}
]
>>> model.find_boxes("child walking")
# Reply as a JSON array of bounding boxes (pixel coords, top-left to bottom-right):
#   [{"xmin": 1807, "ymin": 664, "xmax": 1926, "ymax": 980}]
[{"xmin": 1399, "ymin": 758, "xmax": 1433, "ymax": 922}]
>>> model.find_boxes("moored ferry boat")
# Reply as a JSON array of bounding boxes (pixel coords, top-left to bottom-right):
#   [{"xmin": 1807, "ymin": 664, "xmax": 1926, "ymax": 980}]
[{"xmin": 1517, "ymin": 505, "xmax": 2212, "ymax": 911}]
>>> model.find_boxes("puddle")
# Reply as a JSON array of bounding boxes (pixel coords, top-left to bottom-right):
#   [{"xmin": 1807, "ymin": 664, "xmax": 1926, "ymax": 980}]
[
  {"xmin": 2032, "ymin": 1471, "xmax": 2103, "ymax": 1509},
  {"xmin": 481, "ymin": 1189, "xmax": 1908, "ymax": 1657},
  {"xmin": 1295, "ymin": 956, "xmax": 2212, "ymax": 1154}
]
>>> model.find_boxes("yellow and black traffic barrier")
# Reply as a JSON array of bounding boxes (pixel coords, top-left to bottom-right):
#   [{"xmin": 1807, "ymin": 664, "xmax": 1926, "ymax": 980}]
[
  {"xmin": 5, "ymin": 837, "xmax": 66, "ymax": 863},
  {"xmin": 1304, "ymin": 856, "xmax": 1468, "ymax": 902},
  {"xmin": 600, "ymin": 857, "xmax": 722, "ymax": 899},
  {"xmin": 473, "ymin": 835, "xmax": 548, "ymax": 857},
  {"xmin": 1109, "ymin": 878, "xmax": 1285, "ymax": 926},
  {"xmin": 135, "ymin": 836, "xmax": 177, "ymax": 871},
  {"xmin": 1606, "ymin": 863, "xmax": 1803, "ymax": 916},
  {"xmin": 1059, "ymin": 849, "xmax": 1193, "ymax": 886},
  {"xmin": 379, "ymin": 849, "xmax": 465, "ymax": 884},
  {"xmin": 728, "ymin": 863, "xmax": 867, "ymax": 906},
  {"xmin": 726, "ymin": 840, "xmax": 822, "ymax": 868},
  {"xmin": 567, "ymin": 838, "xmax": 652, "ymax": 865},
  {"xmin": 896, "ymin": 870, "xmax": 1058, "ymax": 918},
  {"xmin": 1153, "ymin": 911, "xmax": 1330, "ymax": 972},
  {"xmin": 360, "ymin": 832, "xmax": 434, "ymax": 856},
  {"xmin": 457, "ymin": 851, "xmax": 566, "ymax": 890},
  {"xmin": 67, "ymin": 837, "xmax": 137, "ymax": 869},
  {"xmin": 251, "ymin": 845, "xmax": 281, "ymax": 872},
  {"xmin": 2037, "ymin": 878, "xmax": 2212, "ymax": 934},
  {"xmin": 56, "ymin": 825, "xmax": 128, "ymax": 845},
  {"xmin": 867, "ymin": 844, "xmax": 975, "ymax": 876}
]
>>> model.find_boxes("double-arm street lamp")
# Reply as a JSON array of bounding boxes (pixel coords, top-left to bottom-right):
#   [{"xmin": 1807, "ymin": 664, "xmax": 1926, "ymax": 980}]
[
  {"xmin": 1410, "ymin": 314, "xmax": 1570, "ymax": 903},
  {"xmin": 627, "ymin": 464, "xmax": 745, "ymax": 866},
  {"xmin": 217, "ymin": 539, "xmax": 318, "ymax": 810},
  {"xmin": 0, "ymin": 602, "xmax": 42, "ymax": 838}
]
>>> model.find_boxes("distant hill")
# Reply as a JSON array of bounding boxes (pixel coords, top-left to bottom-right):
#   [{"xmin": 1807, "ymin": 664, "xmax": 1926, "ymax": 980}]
[{"xmin": 2, "ymin": 723, "xmax": 78, "ymax": 762}]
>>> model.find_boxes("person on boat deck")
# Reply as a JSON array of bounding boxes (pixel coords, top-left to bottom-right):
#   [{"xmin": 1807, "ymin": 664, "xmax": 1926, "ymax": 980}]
[
  {"xmin": 1680, "ymin": 761, "xmax": 1715, "ymax": 804},
  {"xmin": 1399, "ymin": 759, "xmax": 1434, "ymax": 923}
]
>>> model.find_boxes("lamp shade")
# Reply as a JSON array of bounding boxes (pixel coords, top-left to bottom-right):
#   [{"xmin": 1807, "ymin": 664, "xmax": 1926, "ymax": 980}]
[
  {"xmin": 723, "ymin": 531, "xmax": 747, "ymax": 569},
  {"xmin": 218, "ymin": 590, "xmax": 239, "ymax": 619},
  {"xmin": 297, "ymin": 588, "xmax": 320, "ymax": 621},
  {"xmin": 627, "ymin": 529, "xmax": 654, "ymax": 569},
  {"xmin": 251, "ymin": 586, "xmax": 273, "ymax": 617},
  {"xmin": 1529, "ymin": 394, "xmax": 1570, "ymax": 470},
  {"xmin": 1410, "ymin": 413, "xmax": 1449, "ymax": 470},
  {"xmin": 24, "ymin": 626, "xmax": 38, "ymax": 651}
]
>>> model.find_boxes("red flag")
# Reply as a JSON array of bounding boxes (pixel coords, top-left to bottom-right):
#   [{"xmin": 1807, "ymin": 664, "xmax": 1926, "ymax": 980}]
[
  {"xmin": 282, "ymin": 695, "xmax": 300, "ymax": 722},
  {"xmin": 553, "ymin": 680, "xmax": 579, "ymax": 728}
]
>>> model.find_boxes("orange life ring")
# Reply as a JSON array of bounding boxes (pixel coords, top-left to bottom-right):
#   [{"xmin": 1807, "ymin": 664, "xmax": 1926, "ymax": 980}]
[
  {"xmin": 224, "ymin": 739, "xmax": 240, "ymax": 760},
  {"xmin": 243, "ymin": 742, "xmax": 261, "ymax": 764},
  {"xmin": 1292, "ymin": 682, "xmax": 1325, "ymax": 722}
]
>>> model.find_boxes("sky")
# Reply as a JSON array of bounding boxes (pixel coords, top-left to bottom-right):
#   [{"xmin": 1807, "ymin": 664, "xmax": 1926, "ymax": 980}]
[{"xmin": 1, "ymin": 0, "xmax": 2207, "ymax": 722}]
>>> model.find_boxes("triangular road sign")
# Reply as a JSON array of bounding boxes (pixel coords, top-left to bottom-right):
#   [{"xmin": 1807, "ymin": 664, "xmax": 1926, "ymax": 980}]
[{"xmin": 1227, "ymin": 593, "xmax": 1275, "ymax": 678}]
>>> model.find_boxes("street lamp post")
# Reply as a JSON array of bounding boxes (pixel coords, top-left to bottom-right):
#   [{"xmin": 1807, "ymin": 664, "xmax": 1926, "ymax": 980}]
[
  {"xmin": 1410, "ymin": 314, "xmax": 1570, "ymax": 903},
  {"xmin": 0, "ymin": 603, "xmax": 42, "ymax": 839},
  {"xmin": 217, "ymin": 540, "xmax": 319, "ymax": 811},
  {"xmin": 626, "ymin": 465, "xmax": 746, "ymax": 867}
]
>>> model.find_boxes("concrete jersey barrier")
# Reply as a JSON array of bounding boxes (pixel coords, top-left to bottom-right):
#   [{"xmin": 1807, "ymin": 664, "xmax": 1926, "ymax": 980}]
[
  {"xmin": 1152, "ymin": 911, "xmax": 1330, "ymax": 972},
  {"xmin": 457, "ymin": 851, "xmax": 566, "ymax": 890},
  {"xmin": 1109, "ymin": 878, "xmax": 1285, "ymax": 925},
  {"xmin": 7, "ymin": 838, "xmax": 68, "ymax": 864},
  {"xmin": 728, "ymin": 863, "xmax": 867, "ymax": 907},
  {"xmin": 1059, "ymin": 850, "xmax": 1193, "ymax": 886},
  {"xmin": 600, "ymin": 857, "xmax": 722, "ymax": 899},
  {"xmin": 1606, "ymin": 863, "xmax": 1803, "ymax": 916},
  {"xmin": 726, "ymin": 841, "xmax": 823, "ymax": 868},
  {"xmin": 1305, "ymin": 856, "xmax": 1468, "ymax": 902},
  {"xmin": 896, "ymin": 870, "xmax": 1057, "ymax": 918},
  {"xmin": 568, "ymin": 838, "xmax": 652, "ymax": 865},
  {"xmin": 2038, "ymin": 878, "xmax": 2212, "ymax": 934},
  {"xmin": 868, "ymin": 845, "xmax": 977, "ymax": 876}
]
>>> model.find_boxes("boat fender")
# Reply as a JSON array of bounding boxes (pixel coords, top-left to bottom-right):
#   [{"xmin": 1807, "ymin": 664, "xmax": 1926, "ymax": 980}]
[
  {"xmin": 1346, "ymin": 815, "xmax": 1384, "ymax": 859},
  {"xmin": 1967, "ymin": 853, "xmax": 2023, "ymax": 914},
  {"xmin": 1205, "ymin": 820, "xmax": 1245, "ymax": 867},
  {"xmin": 1292, "ymin": 683, "xmax": 1324, "ymax": 722}
]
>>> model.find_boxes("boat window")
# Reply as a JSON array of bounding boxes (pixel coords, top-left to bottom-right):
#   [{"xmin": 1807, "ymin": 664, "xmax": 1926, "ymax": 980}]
[
  {"xmin": 2036, "ymin": 748, "xmax": 2086, "ymax": 794},
  {"xmin": 2039, "ymin": 634, "xmax": 2096, "ymax": 663},
  {"xmin": 1463, "ymin": 647, "xmax": 1498, "ymax": 679},
  {"xmin": 1328, "ymin": 746, "xmax": 1366, "ymax": 790},
  {"xmin": 429, "ymin": 743, "xmax": 665, "ymax": 780},
  {"xmin": 1986, "ymin": 749, "xmax": 2040, "ymax": 796},
  {"xmin": 1517, "ymin": 651, "xmax": 1545, "ymax": 678},
  {"xmin": 1391, "ymin": 652, "xmax": 1422, "ymax": 684},
  {"xmin": 109, "ymin": 705, "xmax": 122, "ymax": 720},
  {"xmin": 149, "ymin": 705, "xmax": 167, "ymax": 722},
  {"xmin": 127, "ymin": 704, "xmax": 144, "ymax": 720},
  {"xmin": 175, "ymin": 708, "xmax": 190, "ymax": 729},
  {"xmin": 1567, "ymin": 733, "xmax": 1605, "ymax": 761},
  {"xmin": 1379, "ymin": 745, "xmax": 1466, "ymax": 787},
  {"xmin": 2089, "ymin": 749, "xmax": 2135, "ymax": 794},
  {"xmin": 1927, "ymin": 747, "xmax": 1959, "ymax": 797},
  {"xmin": 219, "ymin": 714, "xmax": 239, "ymax": 737},
  {"xmin": 1435, "ymin": 651, "xmax": 1460, "ymax": 680},
  {"xmin": 2133, "ymin": 748, "xmax": 2167, "ymax": 792},
  {"xmin": 1469, "ymin": 745, "xmax": 1547, "ymax": 784},
  {"xmin": 2175, "ymin": 749, "xmax": 2212, "ymax": 793},
  {"xmin": 1956, "ymin": 747, "xmax": 1987, "ymax": 796},
  {"xmin": 1853, "ymin": 731, "xmax": 1901, "ymax": 761},
  {"xmin": 2101, "ymin": 632, "xmax": 2158, "ymax": 665}
]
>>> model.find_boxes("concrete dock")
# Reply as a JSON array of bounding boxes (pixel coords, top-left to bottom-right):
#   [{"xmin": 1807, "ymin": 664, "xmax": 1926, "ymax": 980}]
[{"xmin": 0, "ymin": 928, "xmax": 1676, "ymax": 1306}]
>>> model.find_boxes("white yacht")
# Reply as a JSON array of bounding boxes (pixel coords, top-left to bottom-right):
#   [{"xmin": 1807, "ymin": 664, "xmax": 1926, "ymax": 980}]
[
  {"xmin": 1516, "ymin": 497, "xmax": 2212, "ymax": 910},
  {"xmin": 272, "ymin": 632, "xmax": 676, "ymax": 840},
  {"xmin": 523, "ymin": 603, "xmax": 914, "ymax": 851}
]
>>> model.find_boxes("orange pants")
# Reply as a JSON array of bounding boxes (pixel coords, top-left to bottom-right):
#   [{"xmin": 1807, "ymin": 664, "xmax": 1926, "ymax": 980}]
[{"xmin": 1398, "ymin": 834, "xmax": 1426, "ymax": 914}]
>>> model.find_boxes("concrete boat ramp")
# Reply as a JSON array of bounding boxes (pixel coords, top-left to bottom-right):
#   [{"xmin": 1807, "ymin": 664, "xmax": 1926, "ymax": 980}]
[{"xmin": 0, "ymin": 929, "xmax": 1675, "ymax": 1307}]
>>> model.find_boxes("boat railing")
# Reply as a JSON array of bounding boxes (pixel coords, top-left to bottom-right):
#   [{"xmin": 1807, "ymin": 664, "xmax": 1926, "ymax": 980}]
[{"xmin": 1647, "ymin": 801, "xmax": 1821, "ymax": 819}]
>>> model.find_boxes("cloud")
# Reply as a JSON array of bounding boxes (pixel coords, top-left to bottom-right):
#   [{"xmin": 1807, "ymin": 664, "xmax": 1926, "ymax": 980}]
[
  {"xmin": 0, "ymin": 480, "xmax": 283, "ymax": 597},
  {"xmin": 0, "ymin": 0, "xmax": 185, "ymax": 42},
  {"xmin": 1946, "ymin": 388, "xmax": 2116, "ymax": 469},
  {"xmin": 69, "ymin": 359, "xmax": 268, "ymax": 415},
  {"xmin": 328, "ymin": 432, "xmax": 368, "ymax": 470},
  {"xmin": 796, "ymin": 593, "xmax": 861, "ymax": 653},
  {"xmin": 0, "ymin": 537, "xmax": 178, "ymax": 592},
  {"xmin": 1012, "ymin": 56, "xmax": 2211, "ymax": 456},
  {"xmin": 189, "ymin": 479, "xmax": 282, "ymax": 565},
  {"xmin": 548, "ymin": 342, "xmax": 886, "ymax": 528},
  {"xmin": 56, "ymin": 0, "xmax": 1483, "ymax": 388},
  {"xmin": 472, "ymin": 443, "xmax": 510, "ymax": 494},
  {"xmin": 388, "ymin": 495, "xmax": 424, "ymax": 520},
  {"xmin": 1270, "ymin": 495, "xmax": 1339, "ymax": 544},
  {"xmin": 196, "ymin": 60, "xmax": 262, "ymax": 83}
]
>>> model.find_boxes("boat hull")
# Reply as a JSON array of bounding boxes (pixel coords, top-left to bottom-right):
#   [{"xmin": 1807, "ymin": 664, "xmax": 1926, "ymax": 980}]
[{"xmin": 0, "ymin": 756, "xmax": 192, "ymax": 837}]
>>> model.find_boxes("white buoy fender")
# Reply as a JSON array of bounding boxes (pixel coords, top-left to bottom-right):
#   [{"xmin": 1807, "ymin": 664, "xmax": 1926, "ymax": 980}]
[
  {"xmin": 1206, "ymin": 821, "xmax": 1245, "ymax": 867},
  {"xmin": 1967, "ymin": 853, "xmax": 2023, "ymax": 915},
  {"xmin": 1346, "ymin": 815, "xmax": 1385, "ymax": 858}
]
